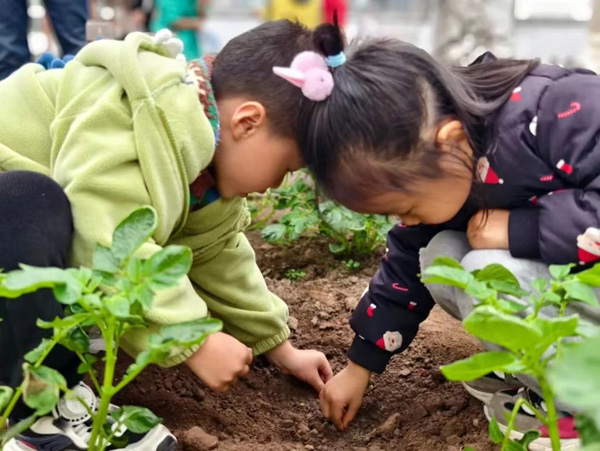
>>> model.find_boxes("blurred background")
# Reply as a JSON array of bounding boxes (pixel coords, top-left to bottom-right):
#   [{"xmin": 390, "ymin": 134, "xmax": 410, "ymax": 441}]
[{"xmin": 17, "ymin": 0, "xmax": 600, "ymax": 73}]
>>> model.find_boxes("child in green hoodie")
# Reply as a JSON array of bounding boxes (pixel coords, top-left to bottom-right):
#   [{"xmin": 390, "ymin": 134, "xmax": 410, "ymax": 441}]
[{"xmin": 0, "ymin": 21, "xmax": 331, "ymax": 451}]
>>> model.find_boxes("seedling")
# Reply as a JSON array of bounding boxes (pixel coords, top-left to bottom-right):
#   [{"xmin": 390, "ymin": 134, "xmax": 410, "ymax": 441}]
[
  {"xmin": 0, "ymin": 207, "xmax": 221, "ymax": 450},
  {"xmin": 422, "ymin": 259, "xmax": 600, "ymax": 451},
  {"xmin": 285, "ymin": 269, "xmax": 307, "ymax": 281}
]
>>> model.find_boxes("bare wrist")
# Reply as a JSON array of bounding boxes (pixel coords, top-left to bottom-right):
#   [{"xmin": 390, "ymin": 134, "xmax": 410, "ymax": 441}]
[
  {"xmin": 266, "ymin": 340, "xmax": 293, "ymax": 366},
  {"xmin": 347, "ymin": 360, "xmax": 372, "ymax": 379}
]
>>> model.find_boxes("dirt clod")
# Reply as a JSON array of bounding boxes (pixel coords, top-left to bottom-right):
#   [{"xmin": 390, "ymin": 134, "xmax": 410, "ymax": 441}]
[
  {"xmin": 180, "ymin": 426, "xmax": 219, "ymax": 451},
  {"xmin": 373, "ymin": 413, "xmax": 401, "ymax": 439},
  {"xmin": 445, "ymin": 435, "xmax": 462, "ymax": 446},
  {"xmin": 288, "ymin": 316, "xmax": 299, "ymax": 331}
]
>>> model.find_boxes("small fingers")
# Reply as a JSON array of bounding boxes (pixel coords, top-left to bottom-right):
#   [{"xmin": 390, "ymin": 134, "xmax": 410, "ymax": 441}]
[{"xmin": 342, "ymin": 399, "xmax": 362, "ymax": 430}]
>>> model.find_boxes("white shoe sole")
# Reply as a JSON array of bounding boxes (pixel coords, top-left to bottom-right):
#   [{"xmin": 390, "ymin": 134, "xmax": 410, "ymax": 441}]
[
  {"xmin": 462, "ymin": 382, "xmax": 495, "ymax": 404},
  {"xmin": 484, "ymin": 405, "xmax": 580, "ymax": 451},
  {"xmin": 4, "ymin": 424, "xmax": 175, "ymax": 451}
]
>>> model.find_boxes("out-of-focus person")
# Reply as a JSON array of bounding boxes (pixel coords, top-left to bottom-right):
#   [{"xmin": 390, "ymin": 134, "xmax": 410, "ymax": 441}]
[
  {"xmin": 324, "ymin": 0, "xmax": 347, "ymax": 27},
  {"xmin": 0, "ymin": 0, "xmax": 87, "ymax": 79},
  {"xmin": 131, "ymin": 0, "xmax": 154, "ymax": 32},
  {"xmin": 262, "ymin": 0, "xmax": 323, "ymax": 29},
  {"xmin": 151, "ymin": 0, "xmax": 209, "ymax": 60}
]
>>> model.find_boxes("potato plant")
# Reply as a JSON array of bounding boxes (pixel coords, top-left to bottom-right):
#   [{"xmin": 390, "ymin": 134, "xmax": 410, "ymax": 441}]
[
  {"xmin": 254, "ymin": 170, "xmax": 395, "ymax": 258},
  {"xmin": 423, "ymin": 259, "xmax": 600, "ymax": 451},
  {"xmin": 0, "ymin": 207, "xmax": 221, "ymax": 450}
]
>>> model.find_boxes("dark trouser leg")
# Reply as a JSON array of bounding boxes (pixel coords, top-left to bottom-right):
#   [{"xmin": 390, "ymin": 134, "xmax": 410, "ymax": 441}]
[
  {"xmin": 0, "ymin": 171, "xmax": 80, "ymax": 419},
  {"xmin": 0, "ymin": 0, "xmax": 29, "ymax": 79},
  {"xmin": 44, "ymin": 0, "xmax": 87, "ymax": 56}
]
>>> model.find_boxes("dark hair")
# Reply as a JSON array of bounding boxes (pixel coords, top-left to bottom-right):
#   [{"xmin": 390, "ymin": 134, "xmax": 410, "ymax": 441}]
[
  {"xmin": 299, "ymin": 24, "xmax": 540, "ymax": 208},
  {"xmin": 212, "ymin": 20, "xmax": 313, "ymax": 139}
]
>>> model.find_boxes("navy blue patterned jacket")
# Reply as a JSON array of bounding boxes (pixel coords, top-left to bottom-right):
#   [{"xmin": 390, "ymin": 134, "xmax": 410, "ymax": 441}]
[{"xmin": 349, "ymin": 58, "xmax": 600, "ymax": 373}]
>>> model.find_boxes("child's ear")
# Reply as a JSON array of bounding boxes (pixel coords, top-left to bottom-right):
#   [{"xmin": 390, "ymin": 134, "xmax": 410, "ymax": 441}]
[
  {"xmin": 435, "ymin": 119, "xmax": 468, "ymax": 152},
  {"xmin": 231, "ymin": 102, "xmax": 267, "ymax": 141}
]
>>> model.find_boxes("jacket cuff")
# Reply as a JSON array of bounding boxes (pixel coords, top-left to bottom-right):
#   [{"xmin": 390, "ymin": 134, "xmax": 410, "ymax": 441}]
[
  {"xmin": 509, "ymin": 208, "xmax": 541, "ymax": 259},
  {"xmin": 347, "ymin": 335, "xmax": 392, "ymax": 374},
  {"xmin": 251, "ymin": 326, "xmax": 291, "ymax": 356}
]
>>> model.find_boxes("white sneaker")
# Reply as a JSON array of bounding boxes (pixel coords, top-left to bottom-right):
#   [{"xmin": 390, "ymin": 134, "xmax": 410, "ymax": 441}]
[{"xmin": 4, "ymin": 382, "xmax": 176, "ymax": 450}]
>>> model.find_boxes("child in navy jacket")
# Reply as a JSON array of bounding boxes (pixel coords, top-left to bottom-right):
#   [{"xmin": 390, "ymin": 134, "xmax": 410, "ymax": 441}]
[{"xmin": 281, "ymin": 22, "xmax": 600, "ymax": 448}]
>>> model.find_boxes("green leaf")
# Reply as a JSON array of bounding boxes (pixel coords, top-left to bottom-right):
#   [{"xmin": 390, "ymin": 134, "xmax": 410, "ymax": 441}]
[
  {"xmin": 0, "ymin": 386, "xmax": 13, "ymax": 411},
  {"xmin": 77, "ymin": 354, "xmax": 98, "ymax": 375},
  {"xmin": 22, "ymin": 364, "xmax": 66, "ymax": 415},
  {"xmin": 505, "ymin": 441, "xmax": 526, "ymax": 451},
  {"xmin": 105, "ymin": 296, "xmax": 131, "ymax": 318},
  {"xmin": 4, "ymin": 266, "xmax": 80, "ymax": 304},
  {"xmin": 1, "ymin": 415, "xmax": 36, "ymax": 446},
  {"xmin": 489, "ymin": 417, "xmax": 504, "ymax": 444},
  {"xmin": 432, "ymin": 256, "xmax": 463, "ymax": 269},
  {"xmin": 133, "ymin": 284, "xmax": 154, "ymax": 310},
  {"xmin": 111, "ymin": 406, "xmax": 161, "ymax": 434},
  {"xmin": 59, "ymin": 327, "xmax": 89, "ymax": 354},
  {"xmin": 93, "ymin": 244, "xmax": 120, "ymax": 273},
  {"xmin": 563, "ymin": 280, "xmax": 599, "ymax": 306},
  {"xmin": 262, "ymin": 224, "xmax": 287, "ymax": 243},
  {"xmin": 127, "ymin": 258, "xmax": 144, "ymax": 282},
  {"xmin": 549, "ymin": 335, "xmax": 600, "ymax": 429},
  {"xmin": 531, "ymin": 316, "xmax": 579, "ymax": 358},
  {"xmin": 518, "ymin": 430, "xmax": 542, "ymax": 447},
  {"xmin": 111, "ymin": 207, "xmax": 157, "ymax": 260},
  {"xmin": 463, "ymin": 448, "xmax": 477, "ymax": 451},
  {"xmin": 465, "ymin": 279, "xmax": 496, "ymax": 302},
  {"xmin": 576, "ymin": 265, "xmax": 600, "ymax": 287},
  {"xmin": 329, "ymin": 242, "xmax": 347, "ymax": 254},
  {"xmin": 149, "ymin": 318, "xmax": 222, "ymax": 349},
  {"xmin": 421, "ymin": 265, "xmax": 474, "ymax": 289},
  {"xmin": 24, "ymin": 338, "xmax": 54, "ymax": 364},
  {"xmin": 441, "ymin": 352, "xmax": 518, "ymax": 381},
  {"xmin": 550, "ymin": 264, "xmax": 575, "ymax": 280},
  {"xmin": 147, "ymin": 246, "xmax": 193, "ymax": 288},
  {"xmin": 490, "ymin": 280, "xmax": 529, "ymax": 298},
  {"xmin": 476, "ymin": 263, "xmax": 520, "ymax": 286},
  {"xmin": 463, "ymin": 306, "xmax": 542, "ymax": 353},
  {"xmin": 36, "ymin": 314, "xmax": 87, "ymax": 332},
  {"xmin": 576, "ymin": 414, "xmax": 600, "ymax": 446},
  {"xmin": 531, "ymin": 277, "xmax": 547, "ymax": 294},
  {"xmin": 497, "ymin": 299, "xmax": 529, "ymax": 314}
]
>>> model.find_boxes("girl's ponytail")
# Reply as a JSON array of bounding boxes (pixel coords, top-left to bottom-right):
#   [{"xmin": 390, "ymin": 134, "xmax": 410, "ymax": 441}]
[{"xmin": 312, "ymin": 16, "xmax": 345, "ymax": 62}]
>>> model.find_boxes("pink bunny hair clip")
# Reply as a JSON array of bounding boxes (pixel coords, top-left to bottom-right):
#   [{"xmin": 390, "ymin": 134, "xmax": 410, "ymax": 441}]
[{"xmin": 273, "ymin": 51, "xmax": 335, "ymax": 102}]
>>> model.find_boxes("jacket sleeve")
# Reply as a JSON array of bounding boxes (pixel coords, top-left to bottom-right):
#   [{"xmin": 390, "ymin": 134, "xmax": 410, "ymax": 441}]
[
  {"xmin": 169, "ymin": 198, "xmax": 290, "ymax": 356},
  {"xmin": 348, "ymin": 224, "xmax": 445, "ymax": 373},
  {"xmin": 509, "ymin": 73, "xmax": 600, "ymax": 264}
]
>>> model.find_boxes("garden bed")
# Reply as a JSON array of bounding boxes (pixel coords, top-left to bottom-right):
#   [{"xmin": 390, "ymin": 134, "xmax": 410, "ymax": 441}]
[{"xmin": 112, "ymin": 232, "xmax": 496, "ymax": 451}]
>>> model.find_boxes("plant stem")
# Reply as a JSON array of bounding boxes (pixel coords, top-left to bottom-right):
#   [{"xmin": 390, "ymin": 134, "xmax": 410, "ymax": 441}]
[
  {"xmin": 539, "ymin": 376, "xmax": 561, "ymax": 451},
  {"xmin": 76, "ymin": 352, "xmax": 101, "ymax": 394},
  {"xmin": 89, "ymin": 320, "xmax": 117, "ymax": 451},
  {"xmin": 501, "ymin": 397, "xmax": 526, "ymax": 450},
  {"xmin": 0, "ymin": 387, "xmax": 23, "ymax": 430}
]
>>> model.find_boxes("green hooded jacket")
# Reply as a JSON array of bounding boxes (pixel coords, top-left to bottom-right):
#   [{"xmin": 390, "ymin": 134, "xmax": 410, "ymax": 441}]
[{"xmin": 0, "ymin": 33, "xmax": 289, "ymax": 366}]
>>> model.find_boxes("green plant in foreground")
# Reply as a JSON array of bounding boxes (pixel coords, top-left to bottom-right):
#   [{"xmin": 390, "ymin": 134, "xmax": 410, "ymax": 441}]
[
  {"xmin": 422, "ymin": 259, "xmax": 600, "ymax": 451},
  {"xmin": 0, "ymin": 207, "xmax": 222, "ymax": 450},
  {"xmin": 257, "ymin": 170, "xmax": 395, "ymax": 259},
  {"xmin": 342, "ymin": 259, "xmax": 361, "ymax": 272},
  {"xmin": 285, "ymin": 268, "xmax": 307, "ymax": 281}
]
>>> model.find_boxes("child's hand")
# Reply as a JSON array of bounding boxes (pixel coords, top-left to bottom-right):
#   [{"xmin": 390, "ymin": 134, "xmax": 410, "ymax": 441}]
[
  {"xmin": 266, "ymin": 340, "xmax": 333, "ymax": 392},
  {"xmin": 319, "ymin": 361, "xmax": 371, "ymax": 431},
  {"xmin": 185, "ymin": 332, "xmax": 253, "ymax": 392},
  {"xmin": 467, "ymin": 209, "xmax": 510, "ymax": 250}
]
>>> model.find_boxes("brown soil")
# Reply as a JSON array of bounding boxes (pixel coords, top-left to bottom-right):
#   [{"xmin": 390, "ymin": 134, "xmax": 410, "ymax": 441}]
[{"xmin": 113, "ymin": 232, "xmax": 496, "ymax": 451}]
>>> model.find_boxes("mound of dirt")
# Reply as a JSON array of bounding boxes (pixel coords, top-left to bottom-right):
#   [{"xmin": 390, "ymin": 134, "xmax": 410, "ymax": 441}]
[{"xmin": 112, "ymin": 232, "xmax": 495, "ymax": 450}]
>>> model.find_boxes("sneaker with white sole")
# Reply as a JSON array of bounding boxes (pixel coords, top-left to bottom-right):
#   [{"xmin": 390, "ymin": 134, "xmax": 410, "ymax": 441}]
[
  {"xmin": 462, "ymin": 371, "xmax": 522, "ymax": 404},
  {"xmin": 485, "ymin": 387, "xmax": 580, "ymax": 451},
  {"xmin": 4, "ymin": 382, "xmax": 176, "ymax": 451}
]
